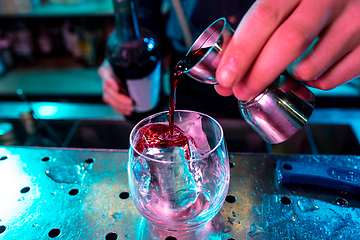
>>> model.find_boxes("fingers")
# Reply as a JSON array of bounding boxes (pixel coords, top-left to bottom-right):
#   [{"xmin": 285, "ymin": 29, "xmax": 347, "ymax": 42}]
[
  {"xmin": 98, "ymin": 59, "xmax": 119, "ymax": 91},
  {"xmin": 288, "ymin": 0, "xmax": 360, "ymax": 83},
  {"xmin": 216, "ymin": 0, "xmax": 351, "ymax": 101},
  {"xmin": 305, "ymin": 43, "xmax": 360, "ymax": 90},
  {"xmin": 214, "ymin": 85, "xmax": 234, "ymax": 96},
  {"xmin": 103, "ymin": 85, "xmax": 134, "ymax": 116},
  {"xmin": 99, "ymin": 59, "xmax": 135, "ymax": 116},
  {"xmin": 242, "ymin": 0, "xmax": 342, "ymax": 100},
  {"xmin": 216, "ymin": 0, "xmax": 300, "ymax": 96}
]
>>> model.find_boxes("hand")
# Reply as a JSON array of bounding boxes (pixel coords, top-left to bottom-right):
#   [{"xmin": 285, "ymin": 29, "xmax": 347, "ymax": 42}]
[
  {"xmin": 98, "ymin": 60, "xmax": 135, "ymax": 116},
  {"xmin": 215, "ymin": 0, "xmax": 360, "ymax": 101}
]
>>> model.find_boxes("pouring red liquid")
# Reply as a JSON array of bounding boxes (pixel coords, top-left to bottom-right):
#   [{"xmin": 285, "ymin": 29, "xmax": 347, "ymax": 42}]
[{"xmin": 134, "ymin": 47, "xmax": 209, "ymax": 157}]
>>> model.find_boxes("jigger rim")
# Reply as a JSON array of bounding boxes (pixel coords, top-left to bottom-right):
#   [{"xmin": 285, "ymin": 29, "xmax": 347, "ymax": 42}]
[
  {"xmin": 183, "ymin": 17, "xmax": 227, "ymax": 76},
  {"xmin": 129, "ymin": 110, "xmax": 225, "ymax": 164}
]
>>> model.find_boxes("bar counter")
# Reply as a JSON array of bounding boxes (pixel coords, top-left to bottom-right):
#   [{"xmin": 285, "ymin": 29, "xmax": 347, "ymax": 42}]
[{"xmin": 1, "ymin": 146, "xmax": 360, "ymax": 239}]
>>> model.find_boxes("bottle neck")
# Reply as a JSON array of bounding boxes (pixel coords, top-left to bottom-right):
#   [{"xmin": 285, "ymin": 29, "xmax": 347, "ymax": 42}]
[{"xmin": 113, "ymin": 0, "xmax": 141, "ymax": 42}]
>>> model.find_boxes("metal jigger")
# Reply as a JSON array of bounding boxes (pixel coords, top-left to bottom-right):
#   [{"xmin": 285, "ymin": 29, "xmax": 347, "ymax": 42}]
[
  {"xmin": 183, "ymin": 18, "xmax": 315, "ymax": 144},
  {"xmin": 183, "ymin": 18, "xmax": 233, "ymax": 84}
]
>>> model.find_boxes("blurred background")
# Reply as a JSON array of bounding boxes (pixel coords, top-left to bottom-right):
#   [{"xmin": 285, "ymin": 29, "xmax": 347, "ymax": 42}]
[{"xmin": 0, "ymin": 0, "xmax": 359, "ymax": 154}]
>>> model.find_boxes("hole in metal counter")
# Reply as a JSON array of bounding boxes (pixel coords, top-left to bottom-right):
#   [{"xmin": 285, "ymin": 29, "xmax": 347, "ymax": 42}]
[
  {"xmin": 336, "ymin": 198, "xmax": 348, "ymax": 206},
  {"xmin": 165, "ymin": 236, "xmax": 177, "ymax": 240},
  {"xmin": 119, "ymin": 191, "xmax": 130, "ymax": 199},
  {"xmin": 105, "ymin": 232, "xmax": 118, "ymax": 240},
  {"xmin": 225, "ymin": 195, "xmax": 237, "ymax": 203},
  {"xmin": 229, "ymin": 162, "xmax": 235, "ymax": 168},
  {"xmin": 20, "ymin": 186, "xmax": 30, "ymax": 194},
  {"xmin": 280, "ymin": 196, "xmax": 292, "ymax": 205},
  {"xmin": 42, "ymin": 156, "xmax": 51, "ymax": 162},
  {"xmin": 69, "ymin": 189, "xmax": 79, "ymax": 196},
  {"xmin": 0, "ymin": 225, "xmax": 6, "ymax": 234},
  {"xmin": 48, "ymin": 228, "xmax": 61, "ymax": 238},
  {"xmin": 85, "ymin": 158, "xmax": 95, "ymax": 164},
  {"xmin": 0, "ymin": 156, "xmax": 7, "ymax": 161}
]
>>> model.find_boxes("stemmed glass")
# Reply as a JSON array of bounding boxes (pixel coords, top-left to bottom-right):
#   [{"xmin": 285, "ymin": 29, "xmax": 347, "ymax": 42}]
[{"xmin": 127, "ymin": 110, "xmax": 230, "ymax": 231}]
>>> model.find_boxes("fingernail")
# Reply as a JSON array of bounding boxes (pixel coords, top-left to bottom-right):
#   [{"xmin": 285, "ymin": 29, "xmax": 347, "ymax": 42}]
[
  {"xmin": 217, "ymin": 67, "xmax": 237, "ymax": 88},
  {"xmin": 217, "ymin": 58, "xmax": 238, "ymax": 88}
]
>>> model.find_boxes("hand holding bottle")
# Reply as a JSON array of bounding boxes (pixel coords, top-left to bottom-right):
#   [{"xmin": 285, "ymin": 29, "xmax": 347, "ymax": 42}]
[
  {"xmin": 103, "ymin": 0, "xmax": 162, "ymax": 123},
  {"xmin": 98, "ymin": 59, "xmax": 135, "ymax": 116}
]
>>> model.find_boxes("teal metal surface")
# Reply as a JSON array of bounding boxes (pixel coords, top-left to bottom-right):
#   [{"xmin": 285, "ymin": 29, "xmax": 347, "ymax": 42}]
[{"xmin": 0, "ymin": 147, "xmax": 360, "ymax": 239}]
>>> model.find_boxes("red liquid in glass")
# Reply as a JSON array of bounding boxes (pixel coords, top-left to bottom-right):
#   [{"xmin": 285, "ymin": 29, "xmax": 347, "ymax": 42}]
[{"xmin": 134, "ymin": 123, "xmax": 194, "ymax": 159}]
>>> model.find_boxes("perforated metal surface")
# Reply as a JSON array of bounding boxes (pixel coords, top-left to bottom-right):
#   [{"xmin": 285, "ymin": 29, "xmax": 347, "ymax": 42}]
[{"xmin": 0, "ymin": 147, "xmax": 359, "ymax": 239}]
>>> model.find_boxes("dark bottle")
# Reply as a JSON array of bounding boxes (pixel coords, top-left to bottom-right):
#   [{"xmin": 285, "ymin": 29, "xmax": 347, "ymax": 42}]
[
  {"xmin": 19, "ymin": 110, "xmax": 57, "ymax": 147},
  {"xmin": 106, "ymin": 0, "xmax": 163, "ymax": 123}
]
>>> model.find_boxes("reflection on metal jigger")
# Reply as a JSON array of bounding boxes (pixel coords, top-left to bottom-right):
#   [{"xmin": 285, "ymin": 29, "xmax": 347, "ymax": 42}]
[{"xmin": 239, "ymin": 75, "xmax": 315, "ymax": 144}]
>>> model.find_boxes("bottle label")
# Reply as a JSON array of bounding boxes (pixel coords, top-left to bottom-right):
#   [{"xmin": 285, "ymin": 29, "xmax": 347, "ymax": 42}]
[{"xmin": 126, "ymin": 61, "xmax": 161, "ymax": 113}]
